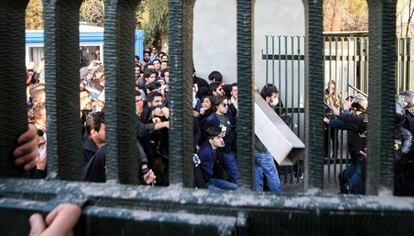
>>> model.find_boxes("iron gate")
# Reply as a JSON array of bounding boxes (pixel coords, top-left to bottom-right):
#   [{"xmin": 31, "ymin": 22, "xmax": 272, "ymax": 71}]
[{"xmin": 0, "ymin": 0, "xmax": 413, "ymax": 235}]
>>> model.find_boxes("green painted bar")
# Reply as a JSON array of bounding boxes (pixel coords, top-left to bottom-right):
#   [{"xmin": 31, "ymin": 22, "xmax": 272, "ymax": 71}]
[
  {"xmin": 103, "ymin": 0, "xmax": 139, "ymax": 184},
  {"xmin": 236, "ymin": 0, "xmax": 254, "ymax": 190},
  {"xmin": 366, "ymin": 0, "xmax": 397, "ymax": 195},
  {"xmin": 168, "ymin": 0, "xmax": 195, "ymax": 187},
  {"xmin": 303, "ymin": 0, "xmax": 325, "ymax": 190},
  {"xmin": 43, "ymin": 0, "xmax": 83, "ymax": 180},
  {"xmin": 0, "ymin": 0, "xmax": 29, "ymax": 177}
]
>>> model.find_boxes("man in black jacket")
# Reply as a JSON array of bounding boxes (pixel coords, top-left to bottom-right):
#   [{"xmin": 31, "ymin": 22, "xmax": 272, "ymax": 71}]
[
  {"xmin": 83, "ymin": 112, "xmax": 157, "ymax": 184},
  {"xmin": 194, "ymin": 127, "xmax": 237, "ymax": 190}
]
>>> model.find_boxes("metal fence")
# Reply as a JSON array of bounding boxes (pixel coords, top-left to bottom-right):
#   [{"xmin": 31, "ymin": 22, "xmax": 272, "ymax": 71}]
[
  {"xmin": 262, "ymin": 32, "xmax": 414, "ymax": 187},
  {"xmin": 0, "ymin": 1, "xmax": 413, "ymax": 235}
]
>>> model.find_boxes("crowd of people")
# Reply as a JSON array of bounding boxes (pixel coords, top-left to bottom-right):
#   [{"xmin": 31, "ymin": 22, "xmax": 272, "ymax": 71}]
[
  {"xmin": 323, "ymin": 80, "xmax": 414, "ymax": 196},
  {"xmin": 24, "ymin": 46, "xmax": 284, "ymax": 192},
  {"xmin": 23, "ymin": 46, "xmax": 414, "ymax": 195}
]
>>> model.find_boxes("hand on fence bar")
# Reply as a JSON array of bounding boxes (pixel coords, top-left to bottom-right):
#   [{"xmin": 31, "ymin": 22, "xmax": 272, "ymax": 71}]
[
  {"xmin": 29, "ymin": 203, "xmax": 81, "ymax": 236},
  {"xmin": 13, "ymin": 124, "xmax": 38, "ymax": 171}
]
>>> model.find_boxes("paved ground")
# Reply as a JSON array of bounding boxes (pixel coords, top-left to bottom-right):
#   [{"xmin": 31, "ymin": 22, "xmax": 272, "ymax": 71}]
[{"xmin": 281, "ymin": 163, "xmax": 346, "ymax": 194}]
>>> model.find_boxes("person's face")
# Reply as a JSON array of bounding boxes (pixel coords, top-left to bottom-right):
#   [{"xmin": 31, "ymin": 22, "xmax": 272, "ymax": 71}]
[
  {"xmin": 266, "ymin": 92, "xmax": 278, "ymax": 105},
  {"xmin": 231, "ymin": 86, "xmax": 238, "ymax": 99},
  {"xmin": 147, "ymin": 73, "xmax": 156, "ymax": 83},
  {"xmin": 144, "ymin": 53, "xmax": 150, "ymax": 62},
  {"xmin": 152, "ymin": 47, "xmax": 158, "ymax": 54},
  {"xmin": 217, "ymin": 99, "xmax": 228, "ymax": 114},
  {"xmin": 164, "ymin": 72, "xmax": 170, "ymax": 84},
  {"xmin": 210, "ymin": 134, "xmax": 224, "ymax": 149},
  {"xmin": 215, "ymin": 86, "xmax": 225, "ymax": 96},
  {"xmin": 153, "ymin": 60, "xmax": 161, "ymax": 70},
  {"xmin": 202, "ymin": 98, "xmax": 212, "ymax": 109},
  {"xmin": 92, "ymin": 123, "xmax": 106, "ymax": 146},
  {"xmin": 329, "ymin": 83, "xmax": 336, "ymax": 94},
  {"xmin": 161, "ymin": 62, "xmax": 168, "ymax": 70},
  {"xmin": 147, "ymin": 64, "xmax": 155, "ymax": 70},
  {"xmin": 135, "ymin": 66, "xmax": 141, "ymax": 78},
  {"xmin": 150, "ymin": 96, "xmax": 163, "ymax": 107},
  {"xmin": 161, "ymin": 55, "xmax": 168, "ymax": 61}
]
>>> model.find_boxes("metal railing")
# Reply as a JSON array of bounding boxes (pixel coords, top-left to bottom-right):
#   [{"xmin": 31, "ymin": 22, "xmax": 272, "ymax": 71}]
[
  {"xmin": 262, "ymin": 32, "xmax": 414, "ymax": 187},
  {"xmin": 0, "ymin": 0, "xmax": 413, "ymax": 235}
]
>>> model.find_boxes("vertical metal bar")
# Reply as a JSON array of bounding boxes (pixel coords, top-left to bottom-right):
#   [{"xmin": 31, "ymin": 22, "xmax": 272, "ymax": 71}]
[
  {"xmin": 408, "ymin": 37, "xmax": 410, "ymax": 91},
  {"xmin": 327, "ymin": 125, "xmax": 331, "ymax": 183},
  {"xmin": 397, "ymin": 38, "xmax": 401, "ymax": 93},
  {"xmin": 366, "ymin": 37, "xmax": 369, "ymax": 95},
  {"xmin": 104, "ymin": 0, "xmax": 139, "ymax": 184},
  {"xmin": 335, "ymin": 36, "xmax": 339, "ymax": 85},
  {"xmin": 366, "ymin": 0, "xmax": 396, "ymax": 195},
  {"xmin": 347, "ymin": 37, "xmax": 351, "ymax": 98},
  {"xmin": 0, "ymin": 0, "xmax": 29, "ymax": 177},
  {"xmin": 296, "ymin": 36, "xmax": 302, "ymax": 183},
  {"xmin": 43, "ymin": 0, "xmax": 83, "ymax": 180},
  {"xmin": 291, "ymin": 36, "xmax": 294, "ymax": 129},
  {"xmin": 395, "ymin": 38, "xmax": 401, "ymax": 94},
  {"xmin": 168, "ymin": 0, "xmax": 195, "ymax": 187},
  {"xmin": 284, "ymin": 36, "xmax": 288, "ymax": 114},
  {"xmin": 303, "ymin": 0, "xmax": 325, "ymax": 190},
  {"xmin": 359, "ymin": 37, "xmax": 363, "ymax": 91},
  {"xmin": 297, "ymin": 36, "xmax": 301, "ymax": 139},
  {"xmin": 265, "ymin": 35, "xmax": 269, "ymax": 84},
  {"xmin": 354, "ymin": 37, "xmax": 358, "ymax": 90},
  {"xmin": 272, "ymin": 35, "xmax": 275, "ymax": 85},
  {"xmin": 278, "ymin": 35, "xmax": 282, "ymax": 115},
  {"xmin": 402, "ymin": 37, "xmax": 406, "ymax": 91},
  {"xmin": 328, "ymin": 36, "xmax": 332, "ymax": 86},
  {"xmin": 237, "ymin": 0, "xmax": 254, "ymax": 190}
]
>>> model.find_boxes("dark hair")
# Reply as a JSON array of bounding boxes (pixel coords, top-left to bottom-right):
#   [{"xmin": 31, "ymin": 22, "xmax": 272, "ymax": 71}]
[
  {"xmin": 85, "ymin": 111, "xmax": 105, "ymax": 135},
  {"xmin": 206, "ymin": 127, "xmax": 222, "ymax": 139},
  {"xmin": 197, "ymin": 86, "xmax": 210, "ymax": 100},
  {"xmin": 209, "ymin": 82, "xmax": 222, "ymax": 95},
  {"xmin": 208, "ymin": 71, "xmax": 223, "ymax": 82},
  {"xmin": 231, "ymin": 83, "xmax": 237, "ymax": 88},
  {"xmin": 135, "ymin": 90, "xmax": 142, "ymax": 97},
  {"xmin": 201, "ymin": 96, "xmax": 214, "ymax": 108},
  {"xmin": 144, "ymin": 69, "xmax": 157, "ymax": 79},
  {"xmin": 214, "ymin": 96, "xmax": 227, "ymax": 107},
  {"xmin": 146, "ymin": 81, "xmax": 162, "ymax": 91},
  {"xmin": 146, "ymin": 91, "xmax": 163, "ymax": 103},
  {"xmin": 152, "ymin": 59, "xmax": 161, "ymax": 64},
  {"xmin": 260, "ymin": 84, "xmax": 278, "ymax": 99},
  {"xmin": 160, "ymin": 68, "xmax": 169, "ymax": 78}
]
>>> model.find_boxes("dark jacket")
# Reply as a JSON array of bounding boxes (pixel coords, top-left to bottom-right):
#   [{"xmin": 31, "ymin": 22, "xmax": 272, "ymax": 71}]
[
  {"xmin": 193, "ymin": 141, "xmax": 224, "ymax": 188},
  {"xmin": 83, "ymin": 145, "xmax": 106, "ymax": 182},
  {"xmin": 82, "ymin": 135, "xmax": 98, "ymax": 167},
  {"xmin": 203, "ymin": 111, "xmax": 236, "ymax": 153}
]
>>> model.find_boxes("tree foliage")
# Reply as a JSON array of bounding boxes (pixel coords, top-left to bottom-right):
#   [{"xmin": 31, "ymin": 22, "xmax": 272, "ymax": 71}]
[
  {"xmin": 26, "ymin": 0, "xmax": 43, "ymax": 30},
  {"xmin": 138, "ymin": 0, "xmax": 168, "ymax": 48},
  {"xmin": 323, "ymin": 0, "xmax": 368, "ymax": 32},
  {"xmin": 80, "ymin": 0, "xmax": 104, "ymax": 27}
]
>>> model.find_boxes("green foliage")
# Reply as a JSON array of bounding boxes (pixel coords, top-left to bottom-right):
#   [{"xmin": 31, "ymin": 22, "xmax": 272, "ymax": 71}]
[
  {"xmin": 80, "ymin": 0, "xmax": 104, "ymax": 27},
  {"xmin": 139, "ymin": 0, "xmax": 168, "ymax": 48},
  {"xmin": 26, "ymin": 0, "xmax": 43, "ymax": 30},
  {"xmin": 345, "ymin": 0, "xmax": 367, "ymax": 17}
]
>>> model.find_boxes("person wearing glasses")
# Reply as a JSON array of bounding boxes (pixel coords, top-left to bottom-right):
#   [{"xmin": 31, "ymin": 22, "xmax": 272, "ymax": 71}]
[{"xmin": 204, "ymin": 96, "xmax": 238, "ymax": 186}]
